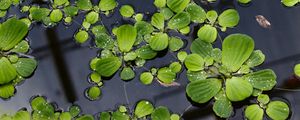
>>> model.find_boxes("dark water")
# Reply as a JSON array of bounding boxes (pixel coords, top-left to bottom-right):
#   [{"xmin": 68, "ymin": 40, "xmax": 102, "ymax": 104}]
[{"xmin": 1, "ymin": 0, "xmax": 300, "ymax": 119}]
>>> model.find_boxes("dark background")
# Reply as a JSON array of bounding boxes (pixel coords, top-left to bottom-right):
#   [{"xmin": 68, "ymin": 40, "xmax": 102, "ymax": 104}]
[{"xmin": 1, "ymin": 0, "xmax": 300, "ymax": 119}]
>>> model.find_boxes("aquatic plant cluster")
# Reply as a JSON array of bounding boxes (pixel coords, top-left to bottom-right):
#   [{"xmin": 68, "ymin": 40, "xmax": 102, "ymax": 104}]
[{"xmin": 0, "ymin": 0, "xmax": 294, "ymax": 119}]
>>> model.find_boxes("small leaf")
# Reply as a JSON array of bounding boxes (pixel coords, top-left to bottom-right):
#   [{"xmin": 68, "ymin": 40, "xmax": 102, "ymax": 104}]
[
  {"xmin": 76, "ymin": 0, "xmax": 92, "ymax": 11},
  {"xmin": 124, "ymin": 52, "xmax": 137, "ymax": 61},
  {"xmin": 0, "ymin": 84, "xmax": 15, "ymax": 99},
  {"xmin": 218, "ymin": 9, "xmax": 240, "ymax": 28},
  {"xmin": 154, "ymin": 0, "xmax": 166, "ymax": 8},
  {"xmin": 53, "ymin": 0, "xmax": 68, "ymax": 6},
  {"xmin": 151, "ymin": 13, "xmax": 165, "ymax": 30},
  {"xmin": 169, "ymin": 37, "xmax": 184, "ymax": 51},
  {"xmin": 134, "ymin": 100, "xmax": 154, "ymax": 118},
  {"xmin": 30, "ymin": 96, "xmax": 47, "ymax": 111},
  {"xmin": 245, "ymin": 104, "xmax": 264, "ymax": 120},
  {"xmin": 167, "ymin": 0, "xmax": 190, "ymax": 13},
  {"xmin": 157, "ymin": 67, "xmax": 176, "ymax": 84},
  {"xmin": 190, "ymin": 38, "xmax": 213, "ymax": 58},
  {"xmin": 59, "ymin": 112, "xmax": 72, "ymax": 120},
  {"xmin": 76, "ymin": 114, "xmax": 94, "ymax": 120},
  {"xmin": 0, "ymin": 0, "xmax": 11, "ymax": 10},
  {"xmin": 120, "ymin": 67, "xmax": 135, "ymax": 81},
  {"xmin": 186, "ymin": 3, "xmax": 206, "ymax": 23},
  {"xmin": 168, "ymin": 12, "xmax": 190, "ymax": 30},
  {"xmin": 63, "ymin": 6, "xmax": 78, "ymax": 17},
  {"xmin": 136, "ymin": 45, "xmax": 157, "ymax": 59},
  {"xmin": 75, "ymin": 30, "xmax": 89, "ymax": 44},
  {"xmin": 160, "ymin": 8, "xmax": 174, "ymax": 20},
  {"xmin": 266, "ymin": 101, "xmax": 290, "ymax": 120},
  {"xmin": 243, "ymin": 69, "xmax": 277, "ymax": 91},
  {"xmin": 0, "ymin": 57, "xmax": 17, "ymax": 84},
  {"xmin": 281, "ymin": 0, "xmax": 298, "ymax": 7},
  {"xmin": 294, "ymin": 64, "xmax": 300, "ymax": 77},
  {"xmin": 238, "ymin": 0, "xmax": 251, "ymax": 4},
  {"xmin": 245, "ymin": 50, "xmax": 265, "ymax": 68},
  {"xmin": 99, "ymin": 112, "xmax": 111, "ymax": 120},
  {"xmin": 140, "ymin": 72, "xmax": 154, "ymax": 85},
  {"xmin": 177, "ymin": 51, "xmax": 187, "ymax": 62},
  {"xmin": 184, "ymin": 54, "xmax": 204, "ymax": 71},
  {"xmin": 111, "ymin": 111, "xmax": 130, "ymax": 120},
  {"xmin": 135, "ymin": 21, "xmax": 154, "ymax": 35},
  {"xmin": 95, "ymin": 57, "xmax": 122, "ymax": 77},
  {"xmin": 86, "ymin": 86, "xmax": 101, "ymax": 100},
  {"xmin": 13, "ymin": 58, "xmax": 37, "ymax": 78},
  {"xmin": 13, "ymin": 110, "xmax": 30, "ymax": 120},
  {"xmin": 50, "ymin": 9, "xmax": 63, "ymax": 22},
  {"xmin": 29, "ymin": 7, "xmax": 51, "ymax": 21},
  {"xmin": 69, "ymin": 105, "xmax": 81, "ymax": 117},
  {"xmin": 169, "ymin": 62, "xmax": 182, "ymax": 73},
  {"xmin": 213, "ymin": 96, "xmax": 233, "ymax": 118},
  {"xmin": 119, "ymin": 5, "xmax": 134, "ymax": 18},
  {"xmin": 186, "ymin": 70, "xmax": 207, "ymax": 82},
  {"xmin": 95, "ymin": 33, "xmax": 114, "ymax": 49},
  {"xmin": 10, "ymin": 40, "xmax": 30, "ymax": 53},
  {"xmin": 186, "ymin": 78, "xmax": 222, "ymax": 103},
  {"xmin": 206, "ymin": 10, "xmax": 218, "ymax": 24},
  {"xmin": 257, "ymin": 94, "xmax": 270, "ymax": 105},
  {"xmin": 226, "ymin": 77, "xmax": 253, "ymax": 101},
  {"xmin": 170, "ymin": 114, "xmax": 180, "ymax": 120},
  {"xmin": 116, "ymin": 25, "xmax": 137, "ymax": 52},
  {"xmin": 222, "ymin": 34, "xmax": 254, "ymax": 72},
  {"xmin": 85, "ymin": 11, "xmax": 99, "ymax": 24},
  {"xmin": 99, "ymin": 0, "xmax": 117, "ymax": 11},
  {"xmin": 149, "ymin": 33, "xmax": 169, "ymax": 51},
  {"xmin": 151, "ymin": 106, "xmax": 171, "ymax": 120},
  {"xmin": 197, "ymin": 24, "xmax": 217, "ymax": 43}
]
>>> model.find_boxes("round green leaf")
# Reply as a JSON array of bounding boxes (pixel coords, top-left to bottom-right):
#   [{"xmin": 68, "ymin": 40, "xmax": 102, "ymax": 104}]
[
  {"xmin": 243, "ymin": 69, "xmax": 277, "ymax": 91},
  {"xmin": 177, "ymin": 51, "xmax": 187, "ymax": 62},
  {"xmin": 86, "ymin": 86, "xmax": 101, "ymax": 100},
  {"xmin": 257, "ymin": 94, "xmax": 270, "ymax": 105},
  {"xmin": 99, "ymin": 0, "xmax": 117, "ymax": 11},
  {"xmin": 218, "ymin": 9, "xmax": 240, "ymax": 28},
  {"xmin": 85, "ymin": 11, "xmax": 99, "ymax": 24},
  {"xmin": 120, "ymin": 67, "xmax": 135, "ymax": 81},
  {"xmin": 245, "ymin": 104, "xmax": 264, "ymax": 120},
  {"xmin": 151, "ymin": 106, "xmax": 171, "ymax": 120},
  {"xmin": 222, "ymin": 34, "xmax": 254, "ymax": 72},
  {"xmin": 169, "ymin": 62, "xmax": 182, "ymax": 73},
  {"xmin": 119, "ymin": 5, "xmax": 134, "ymax": 18},
  {"xmin": 157, "ymin": 67, "xmax": 176, "ymax": 84},
  {"xmin": 136, "ymin": 45, "xmax": 157, "ymax": 59},
  {"xmin": 95, "ymin": 33, "xmax": 114, "ymax": 49},
  {"xmin": 186, "ymin": 70, "xmax": 207, "ymax": 82},
  {"xmin": 124, "ymin": 52, "xmax": 137, "ymax": 61},
  {"xmin": 168, "ymin": 12, "xmax": 191, "ymax": 30},
  {"xmin": 0, "ymin": 0, "xmax": 11, "ymax": 10},
  {"xmin": 167, "ymin": 0, "xmax": 190, "ymax": 13},
  {"xmin": 140, "ymin": 72, "xmax": 154, "ymax": 85},
  {"xmin": 111, "ymin": 111, "xmax": 129, "ymax": 120},
  {"xmin": 10, "ymin": 41, "xmax": 30, "ymax": 53},
  {"xmin": 50, "ymin": 9, "xmax": 63, "ymax": 22},
  {"xmin": 116, "ymin": 24, "xmax": 137, "ymax": 52},
  {"xmin": 29, "ymin": 7, "xmax": 51, "ymax": 21},
  {"xmin": 226, "ymin": 77, "xmax": 253, "ymax": 101},
  {"xmin": 151, "ymin": 13, "xmax": 165, "ymax": 30},
  {"xmin": 30, "ymin": 96, "xmax": 47, "ymax": 111},
  {"xmin": 0, "ymin": 57, "xmax": 17, "ymax": 84},
  {"xmin": 76, "ymin": 0, "xmax": 92, "ymax": 11},
  {"xmin": 197, "ymin": 24, "xmax": 217, "ymax": 43},
  {"xmin": 169, "ymin": 37, "xmax": 184, "ymax": 51},
  {"xmin": 245, "ymin": 50, "xmax": 265, "ymax": 68},
  {"xmin": 75, "ymin": 30, "xmax": 89, "ymax": 44},
  {"xmin": 63, "ymin": 6, "xmax": 78, "ymax": 17},
  {"xmin": 295, "ymin": 63, "xmax": 300, "ymax": 77},
  {"xmin": 13, "ymin": 58, "xmax": 37, "ymax": 78},
  {"xmin": 154, "ymin": 0, "xmax": 166, "ymax": 8},
  {"xmin": 99, "ymin": 112, "xmax": 111, "ymax": 120},
  {"xmin": 213, "ymin": 97, "xmax": 233, "ymax": 118},
  {"xmin": 186, "ymin": 78, "xmax": 222, "ymax": 103},
  {"xmin": 206, "ymin": 10, "xmax": 218, "ymax": 24},
  {"xmin": 95, "ymin": 57, "xmax": 122, "ymax": 77},
  {"xmin": 134, "ymin": 100, "xmax": 154, "ymax": 118},
  {"xmin": 0, "ymin": 84, "xmax": 15, "ymax": 99},
  {"xmin": 184, "ymin": 54, "xmax": 204, "ymax": 71},
  {"xmin": 59, "ymin": 112, "xmax": 72, "ymax": 120},
  {"xmin": 170, "ymin": 114, "xmax": 180, "ymax": 120},
  {"xmin": 281, "ymin": 0, "xmax": 298, "ymax": 7},
  {"xmin": 160, "ymin": 8, "xmax": 174, "ymax": 20},
  {"xmin": 149, "ymin": 33, "xmax": 169, "ymax": 51},
  {"xmin": 238, "ymin": 0, "xmax": 251, "ymax": 4},
  {"xmin": 13, "ymin": 110, "xmax": 30, "ymax": 120},
  {"xmin": 186, "ymin": 3, "xmax": 206, "ymax": 23},
  {"xmin": 135, "ymin": 21, "xmax": 154, "ymax": 35},
  {"xmin": 69, "ymin": 105, "xmax": 81, "ymax": 117},
  {"xmin": 53, "ymin": 0, "xmax": 68, "ymax": 6},
  {"xmin": 190, "ymin": 38, "xmax": 213, "ymax": 58},
  {"xmin": 266, "ymin": 101, "xmax": 290, "ymax": 120}
]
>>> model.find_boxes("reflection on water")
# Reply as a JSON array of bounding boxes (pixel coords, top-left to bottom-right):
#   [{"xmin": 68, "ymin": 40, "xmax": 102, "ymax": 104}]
[{"xmin": 1, "ymin": 0, "xmax": 300, "ymax": 119}]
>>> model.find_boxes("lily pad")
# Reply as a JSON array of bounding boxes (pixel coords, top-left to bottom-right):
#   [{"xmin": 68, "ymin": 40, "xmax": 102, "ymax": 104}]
[
  {"xmin": 95, "ymin": 57, "xmax": 122, "ymax": 77},
  {"xmin": 266, "ymin": 101, "xmax": 290, "ymax": 120},
  {"xmin": 245, "ymin": 104, "xmax": 264, "ymax": 120},
  {"xmin": 149, "ymin": 33, "xmax": 169, "ymax": 51},
  {"xmin": 75, "ymin": 30, "xmax": 89, "ymax": 44},
  {"xmin": 157, "ymin": 67, "xmax": 176, "ymax": 84},
  {"xmin": 184, "ymin": 54, "xmax": 204, "ymax": 71},
  {"xmin": 168, "ymin": 12, "xmax": 191, "ymax": 30},
  {"xmin": 218, "ymin": 9, "xmax": 240, "ymax": 28},
  {"xmin": 243, "ymin": 69, "xmax": 276, "ymax": 91},
  {"xmin": 116, "ymin": 24, "xmax": 137, "ymax": 52},
  {"xmin": 134, "ymin": 100, "xmax": 154, "ymax": 118},
  {"xmin": 13, "ymin": 58, "xmax": 37, "ymax": 78},
  {"xmin": 226, "ymin": 77, "xmax": 253, "ymax": 101},
  {"xmin": 197, "ymin": 24, "xmax": 217, "ymax": 43},
  {"xmin": 0, "ymin": 57, "xmax": 17, "ymax": 84},
  {"xmin": 167, "ymin": 0, "xmax": 190, "ymax": 13}
]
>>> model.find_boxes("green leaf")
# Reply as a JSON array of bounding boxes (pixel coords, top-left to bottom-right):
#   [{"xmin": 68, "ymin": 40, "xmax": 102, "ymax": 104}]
[
  {"xmin": 167, "ymin": 0, "xmax": 190, "ymax": 13},
  {"xmin": 30, "ymin": 96, "xmax": 47, "ymax": 111},
  {"xmin": 69, "ymin": 105, "xmax": 81, "ymax": 117},
  {"xmin": 149, "ymin": 33, "xmax": 169, "ymax": 51},
  {"xmin": 13, "ymin": 58, "xmax": 37, "ymax": 78},
  {"xmin": 53, "ymin": 0, "xmax": 68, "ymax": 6},
  {"xmin": 154, "ymin": 0, "xmax": 166, "ymax": 8},
  {"xmin": 111, "ymin": 111, "xmax": 129, "ymax": 120},
  {"xmin": 151, "ymin": 13, "xmax": 165, "ymax": 30},
  {"xmin": 86, "ymin": 86, "xmax": 101, "ymax": 100},
  {"xmin": 99, "ymin": 112, "xmax": 111, "ymax": 120},
  {"xmin": 75, "ymin": 30, "xmax": 89, "ymax": 44},
  {"xmin": 160, "ymin": 8, "xmax": 174, "ymax": 20},
  {"xmin": 266, "ymin": 101, "xmax": 290, "ymax": 120},
  {"xmin": 186, "ymin": 70, "xmax": 207, "ymax": 82},
  {"xmin": 213, "ymin": 96, "xmax": 233, "ymax": 118},
  {"xmin": 99, "ymin": 0, "xmax": 117, "ymax": 11},
  {"xmin": 238, "ymin": 0, "xmax": 251, "ymax": 4},
  {"xmin": 59, "ymin": 112, "xmax": 72, "ymax": 120},
  {"xmin": 168, "ymin": 12, "xmax": 190, "ymax": 30},
  {"xmin": 294, "ymin": 64, "xmax": 300, "ymax": 77},
  {"xmin": 281, "ymin": 0, "xmax": 298, "ymax": 7},
  {"xmin": 169, "ymin": 62, "xmax": 182, "ymax": 73},
  {"xmin": 76, "ymin": 0, "xmax": 92, "ymax": 11},
  {"xmin": 151, "ymin": 106, "xmax": 171, "ymax": 120},
  {"xmin": 0, "ymin": 84, "xmax": 15, "ymax": 99},
  {"xmin": 206, "ymin": 10, "xmax": 218, "ymax": 24},
  {"xmin": 124, "ymin": 52, "xmax": 137, "ymax": 61},
  {"xmin": 50, "ymin": 9, "xmax": 63, "ymax": 22},
  {"xmin": 95, "ymin": 33, "xmax": 114, "ymax": 49},
  {"xmin": 186, "ymin": 3, "xmax": 206, "ymax": 23},
  {"xmin": 116, "ymin": 24, "xmax": 137, "ymax": 52},
  {"xmin": 222, "ymin": 34, "xmax": 254, "ymax": 72},
  {"xmin": 140, "ymin": 72, "xmax": 154, "ymax": 85},
  {"xmin": 226, "ymin": 77, "xmax": 253, "ymax": 101},
  {"xmin": 29, "ymin": 7, "xmax": 51, "ymax": 21},
  {"xmin": 257, "ymin": 94, "xmax": 270, "ymax": 105},
  {"xmin": 243, "ymin": 69, "xmax": 277, "ymax": 91},
  {"xmin": 10, "ymin": 41, "xmax": 30, "ymax": 53},
  {"xmin": 157, "ymin": 67, "xmax": 176, "ymax": 84},
  {"xmin": 177, "ymin": 51, "xmax": 187, "ymax": 62},
  {"xmin": 135, "ymin": 21, "xmax": 154, "ymax": 35},
  {"xmin": 190, "ymin": 38, "xmax": 213, "ymax": 58},
  {"xmin": 197, "ymin": 24, "xmax": 217, "ymax": 43},
  {"xmin": 85, "ymin": 11, "xmax": 99, "ymax": 24},
  {"xmin": 119, "ymin": 5, "xmax": 134, "ymax": 18},
  {"xmin": 76, "ymin": 114, "xmax": 94, "ymax": 120},
  {"xmin": 95, "ymin": 57, "xmax": 122, "ymax": 77},
  {"xmin": 186, "ymin": 78, "xmax": 222, "ymax": 103},
  {"xmin": 136, "ymin": 45, "xmax": 157, "ymax": 59},
  {"xmin": 169, "ymin": 37, "xmax": 184, "ymax": 51},
  {"xmin": 184, "ymin": 54, "xmax": 204, "ymax": 71},
  {"xmin": 245, "ymin": 104, "xmax": 264, "ymax": 120},
  {"xmin": 245, "ymin": 50, "xmax": 265, "ymax": 68},
  {"xmin": 0, "ymin": 57, "xmax": 17, "ymax": 84},
  {"xmin": 63, "ymin": 6, "xmax": 78, "ymax": 17},
  {"xmin": 120, "ymin": 67, "xmax": 135, "ymax": 81},
  {"xmin": 0, "ymin": 18, "xmax": 29, "ymax": 51},
  {"xmin": 0, "ymin": 0, "xmax": 11, "ymax": 10},
  {"xmin": 92, "ymin": 25, "xmax": 107, "ymax": 36},
  {"xmin": 218, "ymin": 9, "xmax": 240, "ymax": 28},
  {"xmin": 13, "ymin": 110, "xmax": 30, "ymax": 120},
  {"xmin": 134, "ymin": 100, "xmax": 154, "ymax": 118}
]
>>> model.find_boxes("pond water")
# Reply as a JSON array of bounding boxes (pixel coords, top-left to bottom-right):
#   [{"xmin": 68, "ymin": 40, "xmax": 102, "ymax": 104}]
[{"xmin": 1, "ymin": 0, "xmax": 300, "ymax": 119}]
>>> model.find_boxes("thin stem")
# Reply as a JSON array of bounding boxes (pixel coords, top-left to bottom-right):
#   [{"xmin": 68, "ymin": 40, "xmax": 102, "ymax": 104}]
[
  {"xmin": 217, "ymin": 33, "xmax": 223, "ymax": 43},
  {"xmin": 274, "ymin": 88, "xmax": 300, "ymax": 92},
  {"xmin": 180, "ymin": 105, "xmax": 192, "ymax": 117}
]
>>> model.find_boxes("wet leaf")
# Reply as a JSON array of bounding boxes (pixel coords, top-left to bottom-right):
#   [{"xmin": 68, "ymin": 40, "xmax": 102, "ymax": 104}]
[
  {"xmin": 157, "ymin": 67, "xmax": 176, "ymax": 84},
  {"xmin": 86, "ymin": 86, "xmax": 101, "ymax": 100},
  {"xmin": 116, "ymin": 24, "xmax": 137, "ymax": 52},
  {"xmin": 149, "ymin": 33, "xmax": 169, "ymax": 51},
  {"xmin": 222, "ymin": 34, "xmax": 254, "ymax": 72},
  {"xmin": 0, "ymin": 57, "xmax": 17, "ymax": 84},
  {"xmin": 0, "ymin": 0, "xmax": 11, "ymax": 10},
  {"xmin": 10, "ymin": 41, "xmax": 30, "ymax": 53},
  {"xmin": 177, "ymin": 51, "xmax": 187, "ymax": 62},
  {"xmin": 30, "ymin": 96, "xmax": 47, "ymax": 111},
  {"xmin": 281, "ymin": 0, "xmax": 298, "ymax": 7},
  {"xmin": 151, "ymin": 13, "xmax": 165, "ymax": 30},
  {"xmin": 243, "ymin": 69, "xmax": 277, "ymax": 91},
  {"xmin": 136, "ymin": 45, "xmax": 157, "ymax": 59},
  {"xmin": 85, "ymin": 11, "xmax": 99, "ymax": 24},
  {"xmin": 170, "ymin": 114, "xmax": 180, "ymax": 120},
  {"xmin": 184, "ymin": 54, "xmax": 204, "ymax": 71},
  {"xmin": 90, "ymin": 72, "xmax": 101, "ymax": 83},
  {"xmin": 245, "ymin": 104, "xmax": 264, "ymax": 120},
  {"xmin": 186, "ymin": 70, "xmax": 207, "ymax": 82},
  {"xmin": 119, "ymin": 5, "xmax": 134, "ymax": 18},
  {"xmin": 99, "ymin": 0, "xmax": 117, "ymax": 11},
  {"xmin": 0, "ymin": 18, "xmax": 28, "ymax": 51},
  {"xmin": 135, "ymin": 21, "xmax": 154, "ymax": 35},
  {"xmin": 160, "ymin": 8, "xmax": 174, "ymax": 20},
  {"xmin": 186, "ymin": 78, "xmax": 222, "ymax": 103},
  {"xmin": 167, "ymin": 0, "xmax": 190, "ymax": 13},
  {"xmin": 169, "ymin": 37, "xmax": 184, "ymax": 51},
  {"xmin": 0, "ymin": 84, "xmax": 15, "ymax": 99},
  {"xmin": 59, "ymin": 112, "xmax": 72, "ymax": 120},
  {"xmin": 95, "ymin": 57, "xmax": 122, "ymax": 77},
  {"xmin": 69, "ymin": 105, "xmax": 81, "ymax": 117},
  {"xmin": 76, "ymin": 0, "xmax": 92, "ymax": 11},
  {"xmin": 151, "ymin": 106, "xmax": 171, "ymax": 120},
  {"xmin": 213, "ymin": 96, "xmax": 233, "ymax": 118},
  {"xmin": 186, "ymin": 3, "xmax": 206, "ymax": 23},
  {"xmin": 197, "ymin": 25, "xmax": 217, "ymax": 43},
  {"xmin": 95, "ymin": 33, "xmax": 114, "ymax": 49},
  {"xmin": 92, "ymin": 25, "xmax": 107, "ymax": 36},
  {"xmin": 50, "ymin": 9, "xmax": 63, "ymax": 23},
  {"xmin": 99, "ymin": 112, "xmax": 111, "ymax": 120},
  {"xmin": 13, "ymin": 58, "xmax": 37, "ymax": 78},
  {"xmin": 190, "ymin": 38, "xmax": 213, "ymax": 58},
  {"xmin": 255, "ymin": 15, "xmax": 271, "ymax": 29},
  {"xmin": 226, "ymin": 77, "xmax": 253, "ymax": 101},
  {"xmin": 206, "ymin": 10, "xmax": 218, "ymax": 24},
  {"xmin": 140, "ymin": 72, "xmax": 154, "ymax": 85},
  {"xmin": 134, "ymin": 100, "xmax": 154, "ymax": 118},
  {"xmin": 13, "ymin": 110, "xmax": 30, "ymax": 120},
  {"xmin": 218, "ymin": 9, "xmax": 240, "ymax": 28},
  {"xmin": 266, "ymin": 101, "xmax": 290, "ymax": 120},
  {"xmin": 245, "ymin": 50, "xmax": 265, "ymax": 68},
  {"xmin": 120, "ymin": 67, "xmax": 135, "ymax": 81},
  {"xmin": 154, "ymin": 0, "xmax": 166, "ymax": 8},
  {"xmin": 257, "ymin": 94, "xmax": 270, "ymax": 105},
  {"xmin": 169, "ymin": 62, "xmax": 182, "ymax": 73},
  {"xmin": 179, "ymin": 26, "xmax": 190, "ymax": 34},
  {"xmin": 29, "ymin": 7, "xmax": 50, "ymax": 21},
  {"xmin": 168, "ymin": 12, "xmax": 191, "ymax": 30},
  {"xmin": 75, "ymin": 30, "xmax": 89, "ymax": 44},
  {"xmin": 124, "ymin": 52, "xmax": 137, "ymax": 61},
  {"xmin": 64, "ymin": 6, "xmax": 78, "ymax": 17},
  {"xmin": 76, "ymin": 114, "xmax": 94, "ymax": 120},
  {"xmin": 111, "ymin": 111, "xmax": 129, "ymax": 120}
]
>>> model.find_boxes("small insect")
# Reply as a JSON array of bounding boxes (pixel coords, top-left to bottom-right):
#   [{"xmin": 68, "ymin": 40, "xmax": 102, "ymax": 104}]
[
  {"xmin": 157, "ymin": 80, "xmax": 181, "ymax": 87},
  {"xmin": 255, "ymin": 15, "xmax": 271, "ymax": 29}
]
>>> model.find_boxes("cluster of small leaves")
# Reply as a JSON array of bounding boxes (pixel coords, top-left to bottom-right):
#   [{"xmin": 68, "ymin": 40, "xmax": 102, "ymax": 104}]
[
  {"xmin": 0, "ymin": 18, "xmax": 37, "ymax": 99},
  {"xmin": 281, "ymin": 0, "xmax": 300, "ymax": 7},
  {"xmin": 0, "ymin": 0, "xmax": 20, "ymax": 18},
  {"xmin": 203, "ymin": 0, "xmax": 252, "ymax": 5},
  {"xmin": 184, "ymin": 33, "xmax": 282, "ymax": 118}
]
